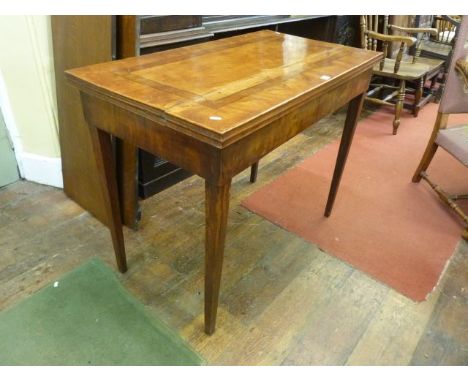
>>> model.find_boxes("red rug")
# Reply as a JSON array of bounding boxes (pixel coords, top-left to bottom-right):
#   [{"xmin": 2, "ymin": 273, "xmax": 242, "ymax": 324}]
[{"xmin": 242, "ymin": 103, "xmax": 468, "ymax": 301}]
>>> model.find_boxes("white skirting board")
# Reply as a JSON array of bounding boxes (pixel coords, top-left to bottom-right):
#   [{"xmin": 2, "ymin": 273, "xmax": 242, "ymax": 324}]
[
  {"xmin": 20, "ymin": 152, "xmax": 63, "ymax": 188},
  {"xmin": 0, "ymin": 68, "xmax": 63, "ymax": 189}
]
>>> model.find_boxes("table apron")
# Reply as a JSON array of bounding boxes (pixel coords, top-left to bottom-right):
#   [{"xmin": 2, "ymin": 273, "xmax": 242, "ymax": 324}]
[
  {"xmin": 80, "ymin": 68, "xmax": 371, "ymax": 185},
  {"xmin": 80, "ymin": 91, "xmax": 222, "ymax": 182},
  {"xmin": 219, "ymin": 68, "xmax": 372, "ymax": 181}
]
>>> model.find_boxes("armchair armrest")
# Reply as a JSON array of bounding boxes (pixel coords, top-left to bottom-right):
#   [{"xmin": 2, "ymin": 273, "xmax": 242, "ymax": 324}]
[
  {"xmin": 388, "ymin": 25, "xmax": 438, "ymax": 36},
  {"xmin": 367, "ymin": 31, "xmax": 417, "ymax": 46},
  {"xmin": 366, "ymin": 31, "xmax": 417, "ymax": 74}
]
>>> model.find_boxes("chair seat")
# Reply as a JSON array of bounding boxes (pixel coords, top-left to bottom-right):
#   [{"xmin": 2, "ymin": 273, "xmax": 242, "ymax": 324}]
[
  {"xmin": 414, "ymin": 56, "xmax": 445, "ymax": 68},
  {"xmin": 420, "ymin": 40, "xmax": 452, "ymax": 58},
  {"xmin": 373, "ymin": 57, "xmax": 444, "ymax": 80},
  {"xmin": 436, "ymin": 124, "xmax": 468, "ymax": 166}
]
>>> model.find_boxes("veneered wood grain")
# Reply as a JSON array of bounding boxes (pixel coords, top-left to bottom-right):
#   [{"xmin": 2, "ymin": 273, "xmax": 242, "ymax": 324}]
[
  {"xmin": 79, "ymin": 67, "xmax": 373, "ymax": 185},
  {"xmin": 79, "ymin": 93, "xmax": 220, "ymax": 182},
  {"xmin": 219, "ymin": 69, "xmax": 373, "ymax": 180},
  {"xmin": 66, "ymin": 30, "xmax": 382, "ymax": 148}
]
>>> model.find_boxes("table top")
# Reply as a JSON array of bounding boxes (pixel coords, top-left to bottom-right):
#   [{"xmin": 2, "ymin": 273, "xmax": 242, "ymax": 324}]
[{"xmin": 67, "ymin": 30, "xmax": 381, "ymax": 147}]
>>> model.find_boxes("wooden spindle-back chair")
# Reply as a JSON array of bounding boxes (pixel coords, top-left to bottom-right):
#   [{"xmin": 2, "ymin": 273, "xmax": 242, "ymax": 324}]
[
  {"xmin": 385, "ymin": 22, "xmax": 445, "ymax": 117},
  {"xmin": 361, "ymin": 15, "xmax": 444, "ymax": 134},
  {"xmin": 418, "ymin": 15, "xmax": 462, "ymax": 100}
]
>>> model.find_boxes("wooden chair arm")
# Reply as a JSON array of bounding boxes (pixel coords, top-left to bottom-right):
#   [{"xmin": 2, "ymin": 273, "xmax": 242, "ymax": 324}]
[
  {"xmin": 367, "ymin": 31, "xmax": 417, "ymax": 47},
  {"xmin": 388, "ymin": 25, "xmax": 438, "ymax": 36},
  {"xmin": 366, "ymin": 31, "xmax": 416, "ymax": 74},
  {"xmin": 441, "ymin": 15, "xmax": 461, "ymax": 27}
]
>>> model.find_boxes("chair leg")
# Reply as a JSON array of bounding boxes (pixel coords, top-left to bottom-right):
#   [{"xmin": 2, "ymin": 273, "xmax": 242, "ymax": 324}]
[
  {"xmin": 463, "ymin": 228, "xmax": 468, "ymax": 241},
  {"xmin": 430, "ymin": 73, "xmax": 439, "ymax": 104},
  {"xmin": 436, "ymin": 70, "xmax": 447, "ymax": 102},
  {"xmin": 412, "ymin": 112, "xmax": 448, "ymax": 183},
  {"xmin": 412, "ymin": 143, "xmax": 439, "ymax": 182},
  {"xmin": 420, "ymin": 172, "xmax": 468, "ymax": 231},
  {"xmin": 414, "ymin": 77, "xmax": 424, "ymax": 117},
  {"xmin": 393, "ymin": 80, "xmax": 405, "ymax": 135},
  {"xmin": 250, "ymin": 162, "xmax": 259, "ymax": 183}
]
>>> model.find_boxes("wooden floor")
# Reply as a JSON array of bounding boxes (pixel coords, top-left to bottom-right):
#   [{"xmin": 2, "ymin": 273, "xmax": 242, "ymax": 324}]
[{"xmin": 1, "ymin": 110, "xmax": 467, "ymax": 365}]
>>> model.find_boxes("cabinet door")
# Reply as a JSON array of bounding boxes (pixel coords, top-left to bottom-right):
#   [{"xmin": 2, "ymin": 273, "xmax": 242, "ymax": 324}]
[{"xmin": 52, "ymin": 16, "xmax": 114, "ymax": 227}]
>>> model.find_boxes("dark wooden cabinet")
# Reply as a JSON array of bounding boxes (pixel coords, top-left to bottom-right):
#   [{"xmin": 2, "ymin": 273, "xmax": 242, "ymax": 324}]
[
  {"xmin": 138, "ymin": 150, "xmax": 191, "ymax": 198},
  {"xmin": 140, "ymin": 15, "xmax": 202, "ymax": 34},
  {"xmin": 52, "ymin": 15, "xmax": 358, "ymax": 229}
]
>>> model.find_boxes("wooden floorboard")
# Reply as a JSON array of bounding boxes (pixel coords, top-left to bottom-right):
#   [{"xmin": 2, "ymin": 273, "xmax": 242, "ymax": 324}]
[
  {"xmin": 410, "ymin": 240, "xmax": 468, "ymax": 366},
  {"xmin": 0, "ymin": 108, "xmax": 467, "ymax": 365}
]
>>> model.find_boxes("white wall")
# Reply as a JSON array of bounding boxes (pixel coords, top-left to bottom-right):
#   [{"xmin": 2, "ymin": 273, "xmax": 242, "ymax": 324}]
[{"xmin": 0, "ymin": 15, "xmax": 62, "ymax": 188}]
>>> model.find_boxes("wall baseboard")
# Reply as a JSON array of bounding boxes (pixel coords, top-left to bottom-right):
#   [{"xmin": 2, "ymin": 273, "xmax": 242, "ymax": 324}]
[{"xmin": 21, "ymin": 152, "xmax": 63, "ymax": 188}]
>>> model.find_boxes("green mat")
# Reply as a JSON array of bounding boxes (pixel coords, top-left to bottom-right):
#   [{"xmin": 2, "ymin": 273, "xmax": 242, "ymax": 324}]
[{"xmin": 0, "ymin": 258, "xmax": 204, "ymax": 365}]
